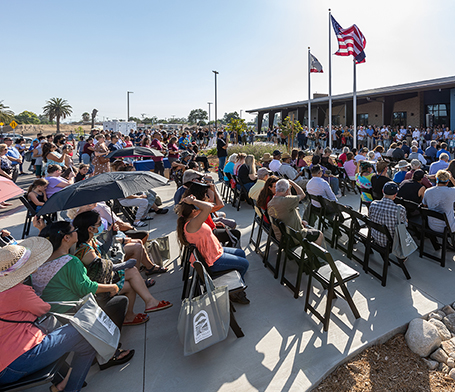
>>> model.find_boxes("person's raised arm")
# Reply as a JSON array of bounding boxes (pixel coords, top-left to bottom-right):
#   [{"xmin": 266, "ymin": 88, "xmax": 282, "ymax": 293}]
[
  {"xmin": 289, "ymin": 179, "xmax": 305, "ymax": 201},
  {"xmin": 48, "ymin": 152, "xmax": 65, "ymax": 163},
  {"xmin": 208, "ymin": 183, "xmax": 224, "ymax": 212},
  {"xmin": 183, "ymin": 195, "xmax": 213, "ymax": 233}
]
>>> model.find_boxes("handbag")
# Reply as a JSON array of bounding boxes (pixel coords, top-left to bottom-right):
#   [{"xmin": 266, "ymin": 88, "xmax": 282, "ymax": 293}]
[
  {"xmin": 177, "ymin": 261, "xmax": 230, "ymax": 356},
  {"xmin": 56, "ymin": 293, "xmax": 120, "ymax": 364},
  {"xmin": 392, "ymin": 208, "xmax": 417, "ymax": 259},
  {"xmin": 146, "ymin": 236, "xmax": 170, "ymax": 266},
  {"xmin": 0, "ymin": 313, "xmax": 63, "ymax": 335}
]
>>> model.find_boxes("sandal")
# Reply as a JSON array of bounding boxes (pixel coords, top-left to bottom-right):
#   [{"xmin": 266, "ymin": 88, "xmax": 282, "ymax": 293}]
[
  {"xmin": 141, "ymin": 216, "xmax": 154, "ymax": 221},
  {"xmin": 145, "ymin": 300, "xmax": 173, "ymax": 313},
  {"xmin": 144, "ymin": 265, "xmax": 168, "ymax": 275},
  {"xmin": 99, "ymin": 348, "xmax": 135, "ymax": 370},
  {"xmin": 145, "ymin": 277, "xmax": 156, "ymax": 288},
  {"xmin": 123, "ymin": 313, "xmax": 149, "ymax": 326}
]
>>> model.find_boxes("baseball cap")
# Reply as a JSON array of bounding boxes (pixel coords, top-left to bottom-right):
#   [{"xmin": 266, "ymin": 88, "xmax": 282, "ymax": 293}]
[
  {"xmin": 273, "ymin": 150, "xmax": 282, "ymax": 157},
  {"xmin": 383, "ymin": 181, "xmax": 399, "ymax": 195},
  {"xmin": 182, "ymin": 169, "xmax": 204, "ymax": 184}
]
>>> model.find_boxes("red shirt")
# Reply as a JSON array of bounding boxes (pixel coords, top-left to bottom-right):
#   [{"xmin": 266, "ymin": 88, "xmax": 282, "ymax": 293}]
[{"xmin": 150, "ymin": 139, "xmax": 164, "ymax": 162}]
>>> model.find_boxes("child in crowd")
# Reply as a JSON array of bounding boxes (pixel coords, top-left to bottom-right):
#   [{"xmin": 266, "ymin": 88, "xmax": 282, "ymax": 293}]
[
  {"xmin": 26, "ymin": 178, "xmax": 48, "ymax": 212},
  {"xmin": 75, "ymin": 164, "xmax": 89, "ymax": 182}
]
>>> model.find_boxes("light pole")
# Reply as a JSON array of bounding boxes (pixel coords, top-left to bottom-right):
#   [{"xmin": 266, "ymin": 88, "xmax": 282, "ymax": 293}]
[
  {"xmin": 240, "ymin": 110, "xmax": 243, "ymax": 119},
  {"xmin": 207, "ymin": 102, "xmax": 212, "ymax": 132},
  {"xmin": 212, "ymin": 71, "xmax": 218, "ymax": 133},
  {"xmin": 127, "ymin": 91, "xmax": 134, "ymax": 121}
]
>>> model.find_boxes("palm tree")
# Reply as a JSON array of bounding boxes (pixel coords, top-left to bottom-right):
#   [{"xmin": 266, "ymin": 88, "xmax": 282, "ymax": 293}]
[
  {"xmin": 43, "ymin": 98, "xmax": 73, "ymax": 133},
  {"xmin": 0, "ymin": 101, "xmax": 15, "ymax": 124}
]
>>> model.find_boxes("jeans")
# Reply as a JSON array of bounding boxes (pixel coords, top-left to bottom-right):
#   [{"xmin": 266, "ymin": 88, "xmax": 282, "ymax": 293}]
[
  {"xmin": 218, "ymin": 156, "xmax": 226, "ymax": 181},
  {"xmin": 0, "ymin": 324, "xmax": 95, "ymax": 392},
  {"xmin": 154, "ymin": 161, "xmax": 164, "ymax": 176},
  {"xmin": 210, "ymin": 247, "xmax": 249, "ymax": 280},
  {"xmin": 329, "ymin": 177, "xmax": 340, "ymax": 195}
]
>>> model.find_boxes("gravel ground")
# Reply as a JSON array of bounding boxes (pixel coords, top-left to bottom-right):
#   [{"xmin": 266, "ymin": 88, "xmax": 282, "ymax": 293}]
[{"xmin": 315, "ymin": 334, "xmax": 455, "ymax": 392}]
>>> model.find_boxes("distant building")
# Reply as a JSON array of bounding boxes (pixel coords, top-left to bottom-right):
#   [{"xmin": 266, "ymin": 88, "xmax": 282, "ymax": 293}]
[{"xmin": 247, "ymin": 75, "xmax": 455, "ymax": 130}]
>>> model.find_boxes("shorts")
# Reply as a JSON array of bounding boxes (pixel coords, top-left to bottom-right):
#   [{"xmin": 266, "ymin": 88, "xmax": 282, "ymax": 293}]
[{"xmin": 304, "ymin": 228, "xmax": 320, "ymax": 242}]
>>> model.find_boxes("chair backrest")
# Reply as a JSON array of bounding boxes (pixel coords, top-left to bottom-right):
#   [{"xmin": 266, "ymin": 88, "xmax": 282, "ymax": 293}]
[
  {"xmin": 394, "ymin": 197, "xmax": 421, "ymax": 216},
  {"xmin": 19, "ymin": 196, "xmax": 37, "ymax": 216},
  {"xmin": 365, "ymin": 215, "xmax": 393, "ymax": 245},
  {"xmin": 225, "ymin": 172, "xmax": 236, "ymax": 189},
  {"xmin": 308, "ymin": 193, "xmax": 325, "ymax": 211},
  {"xmin": 420, "ymin": 207, "xmax": 450, "ymax": 233},
  {"xmin": 270, "ymin": 217, "xmax": 287, "ymax": 243}
]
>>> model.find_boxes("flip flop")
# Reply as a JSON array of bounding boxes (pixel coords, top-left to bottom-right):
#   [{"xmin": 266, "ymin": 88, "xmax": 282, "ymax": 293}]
[
  {"xmin": 145, "ymin": 301, "xmax": 173, "ymax": 313},
  {"xmin": 144, "ymin": 265, "xmax": 168, "ymax": 276},
  {"xmin": 99, "ymin": 348, "xmax": 135, "ymax": 370},
  {"xmin": 145, "ymin": 277, "xmax": 156, "ymax": 288},
  {"xmin": 123, "ymin": 313, "xmax": 150, "ymax": 326}
]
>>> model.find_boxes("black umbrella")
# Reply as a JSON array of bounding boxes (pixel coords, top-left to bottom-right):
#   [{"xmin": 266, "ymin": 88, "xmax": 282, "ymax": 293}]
[
  {"xmin": 38, "ymin": 171, "xmax": 169, "ymax": 215},
  {"xmin": 106, "ymin": 147, "xmax": 163, "ymax": 160}
]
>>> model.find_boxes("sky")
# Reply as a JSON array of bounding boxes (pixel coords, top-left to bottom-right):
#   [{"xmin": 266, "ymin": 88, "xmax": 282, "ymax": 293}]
[{"xmin": 2, "ymin": 0, "xmax": 454, "ymax": 124}]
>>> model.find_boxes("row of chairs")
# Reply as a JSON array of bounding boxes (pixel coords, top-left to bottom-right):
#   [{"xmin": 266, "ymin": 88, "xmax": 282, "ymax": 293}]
[
  {"xmin": 221, "ymin": 173, "xmax": 253, "ymax": 211},
  {"xmin": 248, "ymin": 200, "xmax": 360, "ymax": 331}
]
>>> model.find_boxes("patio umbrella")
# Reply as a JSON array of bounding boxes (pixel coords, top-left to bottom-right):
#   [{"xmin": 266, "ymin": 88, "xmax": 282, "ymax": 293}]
[
  {"xmin": 106, "ymin": 147, "xmax": 163, "ymax": 160},
  {"xmin": 38, "ymin": 171, "xmax": 168, "ymax": 215},
  {"xmin": 0, "ymin": 176, "xmax": 24, "ymax": 203}
]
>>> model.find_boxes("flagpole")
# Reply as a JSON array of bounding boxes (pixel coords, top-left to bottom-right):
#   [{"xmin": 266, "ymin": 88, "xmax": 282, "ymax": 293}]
[
  {"xmin": 353, "ymin": 59, "xmax": 357, "ymax": 149},
  {"xmin": 328, "ymin": 8, "xmax": 332, "ymax": 150},
  {"xmin": 308, "ymin": 47, "xmax": 311, "ymax": 132}
]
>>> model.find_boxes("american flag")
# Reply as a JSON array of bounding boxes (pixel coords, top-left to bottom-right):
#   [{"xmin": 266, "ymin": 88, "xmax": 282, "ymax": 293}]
[
  {"xmin": 310, "ymin": 53, "xmax": 323, "ymax": 73},
  {"xmin": 331, "ymin": 15, "xmax": 366, "ymax": 64}
]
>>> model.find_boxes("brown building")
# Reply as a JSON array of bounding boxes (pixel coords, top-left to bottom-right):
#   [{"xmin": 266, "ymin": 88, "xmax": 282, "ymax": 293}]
[{"xmin": 247, "ymin": 75, "xmax": 455, "ymax": 130}]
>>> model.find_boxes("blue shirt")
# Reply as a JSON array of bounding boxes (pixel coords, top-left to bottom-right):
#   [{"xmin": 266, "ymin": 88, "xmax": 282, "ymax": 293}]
[
  {"xmin": 393, "ymin": 170, "xmax": 407, "ymax": 184},
  {"xmin": 174, "ymin": 186, "xmax": 186, "ymax": 205},
  {"xmin": 7, "ymin": 146, "xmax": 21, "ymax": 166},
  {"xmin": 429, "ymin": 160, "xmax": 449, "ymax": 175},
  {"xmin": 425, "ymin": 146, "xmax": 437, "ymax": 160},
  {"xmin": 436, "ymin": 149, "xmax": 450, "ymax": 159},
  {"xmin": 223, "ymin": 161, "xmax": 235, "ymax": 182},
  {"xmin": 366, "ymin": 128, "xmax": 374, "ymax": 136}
]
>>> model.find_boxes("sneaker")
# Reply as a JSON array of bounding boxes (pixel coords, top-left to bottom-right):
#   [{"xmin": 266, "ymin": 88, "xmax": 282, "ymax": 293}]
[
  {"xmin": 155, "ymin": 208, "xmax": 168, "ymax": 215},
  {"xmin": 336, "ymin": 192, "xmax": 342, "ymax": 198},
  {"xmin": 229, "ymin": 291, "xmax": 250, "ymax": 305},
  {"xmin": 133, "ymin": 221, "xmax": 147, "ymax": 227}
]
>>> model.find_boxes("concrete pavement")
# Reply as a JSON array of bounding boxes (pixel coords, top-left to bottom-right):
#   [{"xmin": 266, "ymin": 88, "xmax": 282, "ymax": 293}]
[{"xmin": 4, "ymin": 174, "xmax": 455, "ymax": 392}]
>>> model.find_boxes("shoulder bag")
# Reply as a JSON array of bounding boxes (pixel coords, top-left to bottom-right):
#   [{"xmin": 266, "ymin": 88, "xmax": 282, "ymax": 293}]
[{"xmin": 392, "ymin": 207, "xmax": 417, "ymax": 259}]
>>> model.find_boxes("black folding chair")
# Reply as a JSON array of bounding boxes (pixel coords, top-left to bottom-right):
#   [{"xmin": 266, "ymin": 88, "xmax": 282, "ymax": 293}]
[
  {"xmin": 356, "ymin": 185, "xmax": 372, "ymax": 212},
  {"xmin": 302, "ymin": 239, "xmax": 360, "ymax": 331},
  {"xmin": 249, "ymin": 200, "xmax": 265, "ymax": 253},
  {"xmin": 225, "ymin": 173, "xmax": 239, "ymax": 208},
  {"xmin": 420, "ymin": 207, "xmax": 455, "ymax": 267},
  {"xmin": 262, "ymin": 209, "xmax": 282, "ymax": 278},
  {"xmin": 233, "ymin": 174, "xmax": 253, "ymax": 211},
  {"xmin": 338, "ymin": 166, "xmax": 356, "ymax": 196}
]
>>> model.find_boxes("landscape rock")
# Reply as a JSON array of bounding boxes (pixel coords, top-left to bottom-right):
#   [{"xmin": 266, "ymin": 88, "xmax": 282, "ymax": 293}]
[
  {"xmin": 450, "ymin": 368, "xmax": 455, "ymax": 380},
  {"xmin": 438, "ymin": 310, "xmax": 447, "ymax": 319},
  {"xmin": 428, "ymin": 318, "xmax": 452, "ymax": 341},
  {"xmin": 430, "ymin": 348, "xmax": 449, "ymax": 364},
  {"xmin": 405, "ymin": 318, "xmax": 442, "ymax": 357},
  {"xmin": 450, "ymin": 352, "xmax": 455, "ymax": 359},
  {"xmin": 443, "ymin": 305, "xmax": 455, "ymax": 315},
  {"xmin": 448, "ymin": 357, "xmax": 455, "ymax": 368},
  {"xmin": 443, "ymin": 314, "xmax": 455, "ymax": 333},
  {"xmin": 441, "ymin": 363, "xmax": 450, "ymax": 374},
  {"xmin": 428, "ymin": 312, "xmax": 443, "ymax": 321},
  {"xmin": 452, "ymin": 301, "xmax": 455, "ymax": 310},
  {"xmin": 422, "ymin": 358, "xmax": 439, "ymax": 370},
  {"xmin": 441, "ymin": 337, "xmax": 455, "ymax": 354}
]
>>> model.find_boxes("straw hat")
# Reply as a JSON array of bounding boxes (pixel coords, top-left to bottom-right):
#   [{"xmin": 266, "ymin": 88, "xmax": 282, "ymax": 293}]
[
  {"xmin": 261, "ymin": 153, "xmax": 272, "ymax": 162},
  {"xmin": 282, "ymin": 152, "xmax": 291, "ymax": 160},
  {"xmin": 0, "ymin": 237, "xmax": 53, "ymax": 292}
]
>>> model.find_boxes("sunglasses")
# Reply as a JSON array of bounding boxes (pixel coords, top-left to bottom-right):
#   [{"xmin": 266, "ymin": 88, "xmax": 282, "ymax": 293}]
[{"xmin": 58, "ymin": 227, "xmax": 78, "ymax": 235}]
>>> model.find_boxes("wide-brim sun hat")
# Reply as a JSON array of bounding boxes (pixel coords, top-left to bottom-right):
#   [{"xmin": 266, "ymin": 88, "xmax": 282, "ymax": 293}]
[
  {"xmin": 395, "ymin": 160, "xmax": 410, "ymax": 170},
  {"xmin": 0, "ymin": 237, "xmax": 53, "ymax": 292}
]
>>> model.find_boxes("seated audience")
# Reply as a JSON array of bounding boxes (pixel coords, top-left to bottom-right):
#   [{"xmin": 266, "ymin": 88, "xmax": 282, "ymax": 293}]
[
  {"xmin": 371, "ymin": 161, "xmax": 391, "ymax": 199},
  {"xmin": 268, "ymin": 150, "xmax": 282, "ymax": 172},
  {"xmin": 385, "ymin": 142, "xmax": 397, "ymax": 157},
  {"xmin": 408, "ymin": 146, "xmax": 426, "ymax": 166},
  {"xmin": 392, "ymin": 160, "xmax": 410, "ymax": 184},
  {"xmin": 425, "ymin": 141, "xmax": 438, "ymax": 163},
  {"xmin": 257, "ymin": 176, "xmax": 279, "ymax": 225},
  {"xmin": 74, "ymin": 164, "xmax": 89, "ymax": 182},
  {"xmin": 267, "ymin": 179, "xmax": 323, "ymax": 245},
  {"xmin": 355, "ymin": 147, "xmax": 368, "ymax": 163},
  {"xmin": 392, "ymin": 142, "xmax": 406, "ymax": 160},
  {"xmin": 279, "ymin": 152, "xmax": 307, "ymax": 189},
  {"xmin": 26, "ymin": 178, "xmax": 48, "ymax": 212},
  {"xmin": 249, "ymin": 167, "xmax": 271, "ymax": 201},
  {"xmin": 175, "ymin": 195, "xmax": 250, "ymax": 304},
  {"xmin": 0, "ymin": 238, "xmax": 97, "ymax": 390},
  {"xmin": 429, "ymin": 153, "xmax": 449, "ymax": 175},
  {"xmin": 397, "ymin": 169, "xmax": 426, "ymax": 206},
  {"xmin": 237, "ymin": 154, "xmax": 257, "ymax": 191},
  {"xmin": 369, "ymin": 182, "xmax": 407, "ymax": 249},
  {"xmin": 174, "ymin": 169, "xmax": 212, "ymax": 205},
  {"xmin": 260, "ymin": 153, "xmax": 272, "ymax": 169},
  {"xmin": 306, "ymin": 164, "xmax": 337, "ymax": 208},
  {"xmin": 356, "ymin": 161, "xmax": 374, "ymax": 202},
  {"xmin": 422, "ymin": 170, "xmax": 455, "ymax": 233},
  {"xmin": 343, "ymin": 152, "xmax": 357, "ymax": 180},
  {"xmin": 44, "ymin": 164, "xmax": 74, "ymax": 198},
  {"xmin": 404, "ymin": 159, "xmax": 432, "ymax": 188},
  {"xmin": 223, "ymin": 153, "xmax": 238, "ymax": 181}
]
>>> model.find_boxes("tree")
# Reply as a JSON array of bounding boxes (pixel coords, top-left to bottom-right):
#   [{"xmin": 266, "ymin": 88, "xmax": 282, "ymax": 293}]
[
  {"xmin": 222, "ymin": 111, "xmax": 240, "ymax": 125},
  {"xmin": 279, "ymin": 116, "xmax": 303, "ymax": 151},
  {"xmin": 188, "ymin": 109, "xmax": 208, "ymax": 125},
  {"xmin": 82, "ymin": 112, "xmax": 90, "ymax": 122},
  {"xmin": 91, "ymin": 109, "xmax": 98, "ymax": 129},
  {"xmin": 43, "ymin": 98, "xmax": 73, "ymax": 133},
  {"xmin": 38, "ymin": 114, "xmax": 52, "ymax": 124},
  {"xmin": 0, "ymin": 101, "xmax": 14, "ymax": 124},
  {"xmin": 225, "ymin": 118, "xmax": 247, "ymax": 144},
  {"xmin": 15, "ymin": 111, "xmax": 40, "ymax": 124}
]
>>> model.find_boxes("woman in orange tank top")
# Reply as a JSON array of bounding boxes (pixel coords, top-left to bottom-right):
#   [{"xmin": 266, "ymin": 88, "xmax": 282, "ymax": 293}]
[{"xmin": 176, "ymin": 195, "xmax": 249, "ymax": 301}]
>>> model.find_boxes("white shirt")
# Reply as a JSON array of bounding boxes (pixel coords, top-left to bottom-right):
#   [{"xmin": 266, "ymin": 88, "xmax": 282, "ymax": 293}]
[
  {"xmin": 355, "ymin": 154, "xmax": 366, "ymax": 162},
  {"xmin": 278, "ymin": 163, "xmax": 298, "ymax": 180},
  {"xmin": 412, "ymin": 130, "xmax": 420, "ymax": 139},
  {"xmin": 269, "ymin": 159, "xmax": 282, "ymax": 172},
  {"xmin": 306, "ymin": 176, "xmax": 337, "ymax": 207}
]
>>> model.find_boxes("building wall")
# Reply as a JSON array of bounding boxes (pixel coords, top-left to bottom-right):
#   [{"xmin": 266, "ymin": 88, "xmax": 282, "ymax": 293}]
[
  {"xmin": 451, "ymin": 89, "xmax": 455, "ymax": 130},
  {"xmin": 356, "ymin": 101, "xmax": 383, "ymax": 126},
  {"xmin": 392, "ymin": 96, "xmax": 421, "ymax": 128}
]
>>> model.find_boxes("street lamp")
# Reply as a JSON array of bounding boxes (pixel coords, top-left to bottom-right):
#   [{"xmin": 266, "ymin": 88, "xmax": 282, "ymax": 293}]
[
  {"xmin": 212, "ymin": 71, "xmax": 219, "ymax": 133},
  {"xmin": 207, "ymin": 102, "xmax": 212, "ymax": 132},
  {"xmin": 127, "ymin": 91, "xmax": 134, "ymax": 121}
]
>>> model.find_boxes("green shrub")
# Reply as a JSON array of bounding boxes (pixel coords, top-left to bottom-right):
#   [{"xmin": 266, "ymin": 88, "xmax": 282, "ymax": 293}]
[{"xmin": 226, "ymin": 144, "xmax": 278, "ymax": 162}]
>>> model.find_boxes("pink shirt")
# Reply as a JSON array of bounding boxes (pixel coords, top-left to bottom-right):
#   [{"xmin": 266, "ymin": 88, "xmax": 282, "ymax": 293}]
[
  {"xmin": 344, "ymin": 159, "xmax": 356, "ymax": 178},
  {"xmin": 184, "ymin": 222, "xmax": 223, "ymax": 266},
  {"xmin": 151, "ymin": 139, "xmax": 164, "ymax": 162},
  {"xmin": 0, "ymin": 284, "xmax": 50, "ymax": 371}
]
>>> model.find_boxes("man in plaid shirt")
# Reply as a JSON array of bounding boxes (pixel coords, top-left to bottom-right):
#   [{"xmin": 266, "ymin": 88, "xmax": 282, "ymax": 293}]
[{"xmin": 368, "ymin": 182, "xmax": 407, "ymax": 247}]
